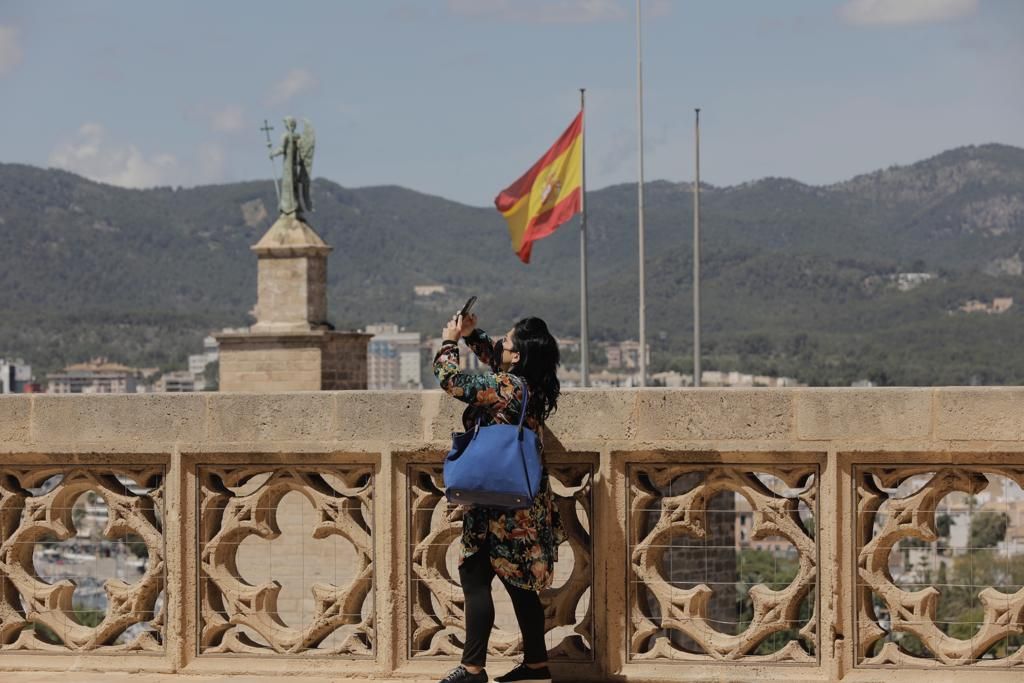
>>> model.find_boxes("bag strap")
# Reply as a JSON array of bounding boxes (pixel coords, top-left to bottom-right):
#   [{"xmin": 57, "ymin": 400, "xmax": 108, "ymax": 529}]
[
  {"xmin": 516, "ymin": 380, "xmax": 534, "ymax": 497},
  {"xmin": 517, "ymin": 382, "xmax": 529, "ymax": 436}
]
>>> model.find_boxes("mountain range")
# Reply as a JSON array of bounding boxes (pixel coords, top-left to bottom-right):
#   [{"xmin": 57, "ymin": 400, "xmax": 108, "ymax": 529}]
[{"xmin": 2, "ymin": 143, "xmax": 1024, "ymax": 385}]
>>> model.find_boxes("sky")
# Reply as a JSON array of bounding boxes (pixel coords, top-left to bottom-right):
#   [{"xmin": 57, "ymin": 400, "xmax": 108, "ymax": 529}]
[{"xmin": 1, "ymin": 0, "xmax": 1022, "ymax": 206}]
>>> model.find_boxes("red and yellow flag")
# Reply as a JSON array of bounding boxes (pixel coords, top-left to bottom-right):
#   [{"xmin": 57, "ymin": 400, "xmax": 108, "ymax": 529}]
[{"xmin": 494, "ymin": 112, "xmax": 583, "ymax": 263}]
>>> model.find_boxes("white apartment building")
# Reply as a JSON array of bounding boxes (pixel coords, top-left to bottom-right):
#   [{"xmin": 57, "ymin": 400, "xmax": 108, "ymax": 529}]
[
  {"xmin": 155, "ymin": 371, "xmax": 197, "ymax": 393},
  {"xmin": 47, "ymin": 358, "xmax": 141, "ymax": 394},
  {"xmin": 0, "ymin": 358, "xmax": 32, "ymax": 393},
  {"xmin": 187, "ymin": 335, "xmax": 221, "ymax": 391},
  {"xmin": 605, "ymin": 341, "xmax": 650, "ymax": 370},
  {"xmin": 367, "ymin": 323, "xmax": 423, "ymax": 390}
]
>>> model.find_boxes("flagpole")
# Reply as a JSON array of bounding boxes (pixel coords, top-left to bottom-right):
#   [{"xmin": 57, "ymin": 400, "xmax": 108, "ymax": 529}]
[
  {"xmin": 579, "ymin": 88, "xmax": 591, "ymax": 388},
  {"xmin": 693, "ymin": 108, "xmax": 702, "ymax": 388},
  {"xmin": 635, "ymin": 0, "xmax": 648, "ymax": 388}
]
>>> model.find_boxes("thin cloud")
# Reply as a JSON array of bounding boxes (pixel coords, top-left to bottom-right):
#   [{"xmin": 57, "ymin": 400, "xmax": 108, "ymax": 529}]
[
  {"xmin": 197, "ymin": 143, "xmax": 227, "ymax": 182},
  {"xmin": 839, "ymin": 0, "xmax": 979, "ymax": 27},
  {"xmin": 599, "ymin": 128, "xmax": 636, "ymax": 176},
  {"xmin": 183, "ymin": 103, "xmax": 247, "ymax": 134},
  {"xmin": 47, "ymin": 124, "xmax": 229, "ymax": 188},
  {"xmin": 210, "ymin": 105, "xmax": 246, "ymax": 133},
  {"xmin": 448, "ymin": 0, "xmax": 627, "ymax": 24},
  {"xmin": 337, "ymin": 101, "xmax": 360, "ymax": 118},
  {"xmin": 597, "ymin": 122, "xmax": 672, "ymax": 178},
  {"xmin": 268, "ymin": 67, "xmax": 318, "ymax": 106},
  {"xmin": 0, "ymin": 24, "xmax": 23, "ymax": 76},
  {"xmin": 49, "ymin": 123, "xmax": 178, "ymax": 188}
]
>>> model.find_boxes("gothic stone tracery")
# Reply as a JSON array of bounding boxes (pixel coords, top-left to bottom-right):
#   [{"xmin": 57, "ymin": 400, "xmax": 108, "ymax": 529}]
[
  {"xmin": 198, "ymin": 464, "xmax": 374, "ymax": 656},
  {"xmin": 629, "ymin": 463, "xmax": 818, "ymax": 663},
  {"xmin": 0, "ymin": 465, "xmax": 165, "ymax": 652},
  {"xmin": 856, "ymin": 465, "xmax": 1024, "ymax": 668}
]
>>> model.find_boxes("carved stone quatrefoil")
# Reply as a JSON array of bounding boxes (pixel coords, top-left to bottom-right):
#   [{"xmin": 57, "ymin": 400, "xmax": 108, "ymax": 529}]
[
  {"xmin": 198, "ymin": 465, "xmax": 374, "ymax": 656},
  {"xmin": 0, "ymin": 465, "xmax": 165, "ymax": 652},
  {"xmin": 856, "ymin": 466, "xmax": 1024, "ymax": 668},
  {"xmin": 629, "ymin": 464, "xmax": 818, "ymax": 663}
]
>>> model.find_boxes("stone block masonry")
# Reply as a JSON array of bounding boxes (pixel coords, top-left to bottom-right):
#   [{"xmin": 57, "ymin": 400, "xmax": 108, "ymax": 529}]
[{"xmin": 0, "ymin": 387, "xmax": 1022, "ymax": 683}]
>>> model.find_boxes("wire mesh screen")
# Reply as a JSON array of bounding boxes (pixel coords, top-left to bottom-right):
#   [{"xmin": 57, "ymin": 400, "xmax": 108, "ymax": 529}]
[
  {"xmin": 197, "ymin": 464, "xmax": 374, "ymax": 656},
  {"xmin": 0, "ymin": 464, "xmax": 166, "ymax": 652},
  {"xmin": 855, "ymin": 465, "xmax": 1024, "ymax": 668},
  {"xmin": 628, "ymin": 463, "xmax": 818, "ymax": 663}
]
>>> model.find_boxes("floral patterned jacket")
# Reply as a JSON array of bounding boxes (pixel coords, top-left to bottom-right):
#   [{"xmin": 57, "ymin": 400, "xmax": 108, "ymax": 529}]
[{"xmin": 433, "ymin": 328, "xmax": 566, "ymax": 592}]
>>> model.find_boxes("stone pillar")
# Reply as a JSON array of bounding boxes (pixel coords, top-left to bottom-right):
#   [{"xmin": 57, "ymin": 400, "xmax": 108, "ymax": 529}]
[
  {"xmin": 249, "ymin": 214, "xmax": 331, "ymax": 333},
  {"xmin": 215, "ymin": 214, "xmax": 371, "ymax": 391}
]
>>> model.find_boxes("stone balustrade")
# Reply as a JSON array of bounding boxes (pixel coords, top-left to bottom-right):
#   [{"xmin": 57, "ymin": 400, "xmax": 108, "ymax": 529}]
[{"xmin": 1, "ymin": 387, "xmax": 1024, "ymax": 682}]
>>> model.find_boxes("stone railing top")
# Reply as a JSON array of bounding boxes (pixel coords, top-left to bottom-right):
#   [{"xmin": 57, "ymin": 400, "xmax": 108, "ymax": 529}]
[{"xmin": 1, "ymin": 387, "xmax": 1023, "ymax": 450}]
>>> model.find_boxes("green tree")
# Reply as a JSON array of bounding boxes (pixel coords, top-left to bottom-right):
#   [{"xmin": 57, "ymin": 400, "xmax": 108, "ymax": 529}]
[
  {"xmin": 969, "ymin": 511, "xmax": 1009, "ymax": 549},
  {"xmin": 736, "ymin": 549, "xmax": 813, "ymax": 655},
  {"xmin": 936, "ymin": 513, "xmax": 953, "ymax": 539},
  {"xmin": 202, "ymin": 359, "xmax": 219, "ymax": 391}
]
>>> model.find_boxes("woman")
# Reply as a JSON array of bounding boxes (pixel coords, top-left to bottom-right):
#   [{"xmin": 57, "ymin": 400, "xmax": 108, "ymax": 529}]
[{"xmin": 433, "ymin": 311, "xmax": 566, "ymax": 683}]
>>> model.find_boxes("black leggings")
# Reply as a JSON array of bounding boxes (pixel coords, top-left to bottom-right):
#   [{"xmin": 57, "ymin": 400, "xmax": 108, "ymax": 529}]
[{"xmin": 459, "ymin": 546, "xmax": 547, "ymax": 668}]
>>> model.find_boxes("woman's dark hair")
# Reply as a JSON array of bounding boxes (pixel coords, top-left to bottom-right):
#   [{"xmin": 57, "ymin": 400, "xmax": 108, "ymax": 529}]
[{"xmin": 509, "ymin": 317, "xmax": 560, "ymax": 422}]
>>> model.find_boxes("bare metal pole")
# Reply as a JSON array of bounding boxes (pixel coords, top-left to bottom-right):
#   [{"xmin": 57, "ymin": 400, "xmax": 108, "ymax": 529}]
[
  {"xmin": 635, "ymin": 0, "xmax": 648, "ymax": 387},
  {"xmin": 579, "ymin": 88, "xmax": 591, "ymax": 388},
  {"xmin": 693, "ymin": 108, "xmax": 702, "ymax": 387}
]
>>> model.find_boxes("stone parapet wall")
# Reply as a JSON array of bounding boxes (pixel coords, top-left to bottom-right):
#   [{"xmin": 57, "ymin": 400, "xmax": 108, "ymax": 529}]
[{"xmin": 1, "ymin": 388, "xmax": 1023, "ymax": 682}]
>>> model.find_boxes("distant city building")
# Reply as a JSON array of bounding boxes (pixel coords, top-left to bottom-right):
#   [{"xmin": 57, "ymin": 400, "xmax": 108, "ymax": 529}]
[
  {"xmin": 0, "ymin": 357, "xmax": 33, "ymax": 393},
  {"xmin": 884, "ymin": 479, "xmax": 1024, "ymax": 584},
  {"xmin": 155, "ymin": 370, "xmax": 197, "ymax": 393},
  {"xmin": 959, "ymin": 297, "xmax": 1014, "ymax": 314},
  {"xmin": 46, "ymin": 357, "xmax": 142, "ymax": 394},
  {"xmin": 650, "ymin": 371, "xmax": 692, "ymax": 387},
  {"xmin": 414, "ymin": 285, "xmax": 447, "ymax": 297},
  {"xmin": 893, "ymin": 272, "xmax": 936, "ymax": 291},
  {"xmin": 700, "ymin": 370, "xmax": 802, "ymax": 388},
  {"xmin": 563, "ymin": 367, "xmax": 802, "ymax": 388},
  {"xmin": 604, "ymin": 341, "xmax": 650, "ymax": 370},
  {"xmin": 556, "ymin": 336, "xmax": 580, "ymax": 353},
  {"xmin": 186, "ymin": 335, "xmax": 220, "ymax": 391},
  {"xmin": 558, "ymin": 368, "xmax": 631, "ymax": 388},
  {"xmin": 367, "ymin": 323, "xmax": 423, "ymax": 390}
]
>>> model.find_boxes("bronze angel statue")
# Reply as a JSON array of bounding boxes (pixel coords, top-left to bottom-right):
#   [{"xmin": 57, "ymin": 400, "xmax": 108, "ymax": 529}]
[{"xmin": 270, "ymin": 116, "xmax": 315, "ymax": 216}]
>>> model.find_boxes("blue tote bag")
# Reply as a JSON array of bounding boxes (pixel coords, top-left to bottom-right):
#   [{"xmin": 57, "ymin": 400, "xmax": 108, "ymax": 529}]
[{"xmin": 443, "ymin": 383, "xmax": 542, "ymax": 509}]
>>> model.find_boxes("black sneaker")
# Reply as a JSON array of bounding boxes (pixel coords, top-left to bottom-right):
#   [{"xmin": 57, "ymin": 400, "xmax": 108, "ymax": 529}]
[
  {"xmin": 439, "ymin": 665, "xmax": 489, "ymax": 683},
  {"xmin": 495, "ymin": 662, "xmax": 552, "ymax": 683}
]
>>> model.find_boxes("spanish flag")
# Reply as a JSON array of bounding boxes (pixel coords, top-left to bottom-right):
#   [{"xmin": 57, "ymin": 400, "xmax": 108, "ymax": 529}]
[{"xmin": 494, "ymin": 113, "xmax": 583, "ymax": 263}]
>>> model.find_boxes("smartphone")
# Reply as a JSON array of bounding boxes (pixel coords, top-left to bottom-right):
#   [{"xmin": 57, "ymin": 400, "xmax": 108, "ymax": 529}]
[{"xmin": 459, "ymin": 296, "xmax": 477, "ymax": 319}]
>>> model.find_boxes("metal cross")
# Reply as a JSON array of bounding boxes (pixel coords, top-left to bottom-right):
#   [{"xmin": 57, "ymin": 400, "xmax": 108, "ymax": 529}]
[
  {"xmin": 261, "ymin": 119, "xmax": 281, "ymax": 203},
  {"xmin": 260, "ymin": 119, "xmax": 274, "ymax": 143}
]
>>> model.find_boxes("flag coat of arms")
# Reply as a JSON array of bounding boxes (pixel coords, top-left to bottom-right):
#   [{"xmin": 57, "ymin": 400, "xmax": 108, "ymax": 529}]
[{"xmin": 494, "ymin": 113, "xmax": 583, "ymax": 263}]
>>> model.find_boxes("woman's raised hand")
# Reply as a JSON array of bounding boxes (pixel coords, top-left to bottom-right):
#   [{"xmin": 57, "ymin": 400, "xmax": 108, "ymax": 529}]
[
  {"xmin": 443, "ymin": 312, "xmax": 478, "ymax": 342},
  {"xmin": 459, "ymin": 312, "xmax": 478, "ymax": 336},
  {"xmin": 442, "ymin": 315, "xmax": 463, "ymax": 342}
]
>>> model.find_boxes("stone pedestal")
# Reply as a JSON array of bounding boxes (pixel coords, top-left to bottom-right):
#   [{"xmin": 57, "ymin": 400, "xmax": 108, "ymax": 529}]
[
  {"xmin": 215, "ymin": 214, "xmax": 370, "ymax": 392},
  {"xmin": 216, "ymin": 329, "xmax": 371, "ymax": 392},
  {"xmin": 250, "ymin": 213, "xmax": 331, "ymax": 333}
]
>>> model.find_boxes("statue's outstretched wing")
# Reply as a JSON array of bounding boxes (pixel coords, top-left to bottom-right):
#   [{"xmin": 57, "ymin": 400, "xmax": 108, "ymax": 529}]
[{"xmin": 298, "ymin": 120, "xmax": 316, "ymax": 177}]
